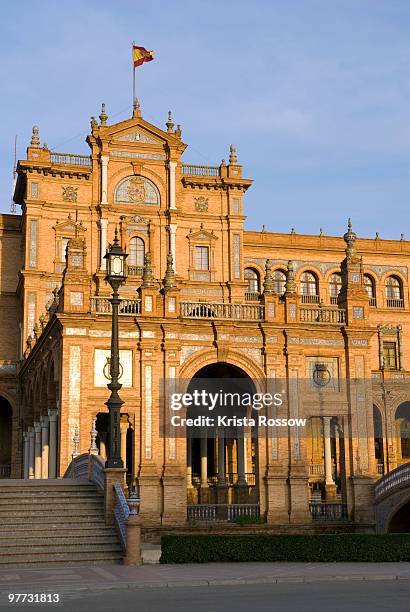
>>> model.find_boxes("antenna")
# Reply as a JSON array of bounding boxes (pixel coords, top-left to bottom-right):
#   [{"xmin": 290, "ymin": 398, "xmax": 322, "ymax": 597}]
[{"xmin": 10, "ymin": 135, "xmax": 17, "ymax": 214}]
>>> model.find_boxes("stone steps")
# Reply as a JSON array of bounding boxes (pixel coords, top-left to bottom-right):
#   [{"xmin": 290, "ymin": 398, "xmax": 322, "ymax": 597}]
[{"xmin": 0, "ymin": 480, "xmax": 123, "ymax": 567}]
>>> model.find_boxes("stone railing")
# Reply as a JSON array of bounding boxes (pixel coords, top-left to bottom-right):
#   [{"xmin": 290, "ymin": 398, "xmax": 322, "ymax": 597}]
[
  {"xmin": 180, "ymin": 301, "xmax": 264, "ymax": 321},
  {"xmin": 309, "ymin": 502, "xmax": 348, "ymax": 521},
  {"xmin": 114, "ymin": 481, "xmax": 129, "ymax": 551},
  {"xmin": 374, "ymin": 461, "xmax": 410, "ymax": 502},
  {"xmin": 89, "ymin": 454, "xmax": 105, "ymax": 491},
  {"xmin": 245, "ymin": 291, "xmax": 260, "ymax": 302},
  {"xmin": 187, "ymin": 503, "xmax": 260, "ymax": 522},
  {"xmin": 63, "ymin": 453, "xmax": 89, "ymax": 479},
  {"xmin": 387, "ymin": 298, "xmax": 404, "ymax": 309},
  {"xmin": 182, "ymin": 164, "xmax": 219, "ymax": 177},
  {"xmin": 127, "ymin": 265, "xmax": 144, "ymax": 277},
  {"xmin": 50, "ymin": 152, "xmax": 92, "ymax": 166},
  {"xmin": 90, "ymin": 297, "xmax": 141, "ymax": 315},
  {"xmin": 0, "ymin": 464, "xmax": 11, "ymax": 478},
  {"xmin": 300, "ymin": 294, "xmax": 320, "ymax": 304},
  {"xmin": 300, "ymin": 306, "xmax": 346, "ymax": 324}
]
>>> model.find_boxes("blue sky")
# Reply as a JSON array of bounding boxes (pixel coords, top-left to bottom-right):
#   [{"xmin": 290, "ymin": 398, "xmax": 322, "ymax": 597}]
[{"xmin": 1, "ymin": 0, "xmax": 410, "ymax": 238}]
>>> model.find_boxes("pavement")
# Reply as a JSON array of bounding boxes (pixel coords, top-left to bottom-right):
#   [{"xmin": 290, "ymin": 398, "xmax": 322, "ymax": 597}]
[{"xmin": 0, "ymin": 562, "xmax": 410, "ymax": 595}]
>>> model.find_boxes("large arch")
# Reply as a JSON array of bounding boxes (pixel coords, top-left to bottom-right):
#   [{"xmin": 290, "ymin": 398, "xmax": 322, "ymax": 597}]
[
  {"xmin": 388, "ymin": 499, "xmax": 410, "ymax": 532},
  {"xmin": 185, "ymin": 361, "xmax": 260, "ymax": 514}
]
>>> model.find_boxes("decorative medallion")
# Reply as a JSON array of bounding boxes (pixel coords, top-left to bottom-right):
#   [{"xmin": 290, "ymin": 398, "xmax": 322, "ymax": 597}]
[
  {"xmin": 127, "ymin": 176, "xmax": 146, "ymax": 202},
  {"xmin": 62, "ymin": 186, "xmax": 78, "ymax": 202},
  {"xmin": 313, "ymin": 363, "xmax": 331, "ymax": 387},
  {"xmin": 194, "ymin": 196, "xmax": 209, "ymax": 212}
]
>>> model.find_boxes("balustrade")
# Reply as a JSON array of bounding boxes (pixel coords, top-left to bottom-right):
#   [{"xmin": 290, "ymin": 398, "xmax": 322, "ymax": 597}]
[
  {"xmin": 300, "ymin": 306, "xmax": 346, "ymax": 323},
  {"xmin": 90, "ymin": 296, "xmax": 141, "ymax": 315},
  {"xmin": 180, "ymin": 301, "xmax": 264, "ymax": 321}
]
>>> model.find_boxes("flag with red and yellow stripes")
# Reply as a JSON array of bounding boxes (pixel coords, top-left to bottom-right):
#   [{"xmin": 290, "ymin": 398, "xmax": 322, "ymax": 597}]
[{"xmin": 133, "ymin": 45, "xmax": 154, "ymax": 67}]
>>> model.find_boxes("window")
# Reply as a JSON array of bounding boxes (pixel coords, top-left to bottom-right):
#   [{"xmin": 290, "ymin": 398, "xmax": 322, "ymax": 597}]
[
  {"xmin": 329, "ymin": 273, "xmax": 342, "ymax": 303},
  {"xmin": 195, "ymin": 246, "xmax": 209, "ymax": 270},
  {"xmin": 270, "ymin": 269, "xmax": 286, "ymax": 295},
  {"xmin": 62, "ymin": 237, "xmax": 70, "ymax": 261},
  {"xmin": 300, "ymin": 271, "xmax": 318, "ymax": 302},
  {"xmin": 128, "ymin": 237, "xmax": 145, "ymax": 267},
  {"xmin": 244, "ymin": 269, "xmax": 259, "ymax": 294},
  {"xmin": 364, "ymin": 275, "xmax": 376, "ymax": 304},
  {"xmin": 383, "ymin": 341, "xmax": 397, "ymax": 370},
  {"xmin": 386, "ymin": 276, "xmax": 402, "ymax": 306}
]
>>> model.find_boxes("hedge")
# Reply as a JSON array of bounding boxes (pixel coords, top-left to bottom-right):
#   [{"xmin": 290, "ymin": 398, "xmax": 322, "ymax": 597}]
[{"xmin": 160, "ymin": 534, "xmax": 410, "ymax": 563}]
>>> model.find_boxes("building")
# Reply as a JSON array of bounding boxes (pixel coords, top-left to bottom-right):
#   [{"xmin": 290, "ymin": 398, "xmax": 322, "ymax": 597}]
[{"xmin": 1, "ymin": 97, "xmax": 410, "ymax": 530}]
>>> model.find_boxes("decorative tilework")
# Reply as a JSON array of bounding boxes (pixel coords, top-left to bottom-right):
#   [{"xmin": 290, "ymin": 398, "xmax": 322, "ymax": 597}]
[
  {"xmin": 353, "ymin": 306, "xmax": 364, "ymax": 319},
  {"xmin": 233, "ymin": 234, "xmax": 241, "ymax": 279},
  {"xmin": 29, "ymin": 220, "xmax": 38, "ymax": 268}
]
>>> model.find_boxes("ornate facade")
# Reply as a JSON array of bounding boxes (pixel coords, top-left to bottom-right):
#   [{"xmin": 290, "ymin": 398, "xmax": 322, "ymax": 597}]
[{"xmin": 1, "ymin": 99, "xmax": 410, "ymax": 530}]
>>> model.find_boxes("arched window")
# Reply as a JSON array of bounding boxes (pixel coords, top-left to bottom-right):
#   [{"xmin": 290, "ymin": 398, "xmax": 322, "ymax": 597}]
[
  {"xmin": 386, "ymin": 276, "xmax": 403, "ymax": 307},
  {"xmin": 244, "ymin": 268, "xmax": 260, "ymax": 300},
  {"xmin": 395, "ymin": 402, "xmax": 410, "ymax": 461},
  {"xmin": 300, "ymin": 272, "xmax": 319, "ymax": 303},
  {"xmin": 373, "ymin": 406, "xmax": 384, "ymax": 473},
  {"xmin": 364, "ymin": 275, "xmax": 376, "ymax": 306},
  {"xmin": 329, "ymin": 273, "xmax": 342, "ymax": 304},
  {"xmin": 272, "ymin": 269, "xmax": 286, "ymax": 295},
  {"xmin": 128, "ymin": 237, "xmax": 145, "ymax": 273}
]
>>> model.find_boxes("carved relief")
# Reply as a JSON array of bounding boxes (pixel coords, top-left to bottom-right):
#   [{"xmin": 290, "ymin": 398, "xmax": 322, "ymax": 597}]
[
  {"xmin": 194, "ymin": 196, "xmax": 208, "ymax": 212},
  {"xmin": 62, "ymin": 186, "xmax": 78, "ymax": 202}
]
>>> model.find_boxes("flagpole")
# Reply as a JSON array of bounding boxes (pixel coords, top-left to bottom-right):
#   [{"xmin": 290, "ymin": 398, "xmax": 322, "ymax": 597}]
[{"xmin": 132, "ymin": 42, "xmax": 136, "ymax": 107}]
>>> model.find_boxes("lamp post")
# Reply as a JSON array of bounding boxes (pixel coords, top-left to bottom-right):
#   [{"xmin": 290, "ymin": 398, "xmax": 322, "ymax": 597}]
[{"xmin": 104, "ymin": 228, "xmax": 128, "ymax": 469}]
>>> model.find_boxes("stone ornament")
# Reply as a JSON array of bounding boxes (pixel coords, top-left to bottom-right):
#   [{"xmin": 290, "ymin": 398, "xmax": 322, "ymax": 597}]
[
  {"xmin": 62, "ymin": 186, "xmax": 78, "ymax": 202},
  {"xmin": 194, "ymin": 196, "xmax": 209, "ymax": 212}
]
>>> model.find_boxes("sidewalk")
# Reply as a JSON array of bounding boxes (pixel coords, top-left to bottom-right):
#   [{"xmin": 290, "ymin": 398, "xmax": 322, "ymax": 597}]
[{"xmin": 0, "ymin": 562, "xmax": 410, "ymax": 594}]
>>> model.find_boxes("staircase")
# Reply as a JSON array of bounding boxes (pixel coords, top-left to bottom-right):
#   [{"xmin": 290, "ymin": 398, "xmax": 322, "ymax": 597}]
[{"xmin": 0, "ymin": 479, "xmax": 123, "ymax": 567}]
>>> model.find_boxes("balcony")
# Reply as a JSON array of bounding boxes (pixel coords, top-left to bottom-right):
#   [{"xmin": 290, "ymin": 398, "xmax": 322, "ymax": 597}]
[
  {"xmin": 369, "ymin": 297, "xmax": 377, "ymax": 307},
  {"xmin": 180, "ymin": 301, "xmax": 264, "ymax": 321},
  {"xmin": 300, "ymin": 306, "xmax": 346, "ymax": 324},
  {"xmin": 300, "ymin": 294, "xmax": 320, "ymax": 304},
  {"xmin": 387, "ymin": 298, "xmax": 404, "ymax": 309},
  {"xmin": 127, "ymin": 265, "xmax": 144, "ymax": 277},
  {"xmin": 90, "ymin": 297, "xmax": 141, "ymax": 315},
  {"xmin": 245, "ymin": 291, "xmax": 260, "ymax": 302},
  {"xmin": 182, "ymin": 164, "xmax": 219, "ymax": 177}
]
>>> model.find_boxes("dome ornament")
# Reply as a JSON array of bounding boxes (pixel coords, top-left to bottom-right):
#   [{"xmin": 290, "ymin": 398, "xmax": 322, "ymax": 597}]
[
  {"xmin": 229, "ymin": 144, "xmax": 237, "ymax": 164},
  {"xmin": 343, "ymin": 218, "xmax": 357, "ymax": 257},
  {"xmin": 30, "ymin": 126, "xmax": 40, "ymax": 147},
  {"xmin": 166, "ymin": 111, "xmax": 174, "ymax": 133},
  {"xmin": 99, "ymin": 103, "xmax": 108, "ymax": 126}
]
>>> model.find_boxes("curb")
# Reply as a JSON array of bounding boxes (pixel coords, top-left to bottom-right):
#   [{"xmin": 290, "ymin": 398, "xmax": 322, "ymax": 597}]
[{"xmin": 1, "ymin": 573, "xmax": 410, "ymax": 594}]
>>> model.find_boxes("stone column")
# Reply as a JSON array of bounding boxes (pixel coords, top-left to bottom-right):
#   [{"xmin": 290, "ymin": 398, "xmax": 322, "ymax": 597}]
[
  {"xmin": 40, "ymin": 415, "xmax": 49, "ymax": 479},
  {"xmin": 168, "ymin": 224, "xmax": 177, "ymax": 273},
  {"xmin": 28, "ymin": 427, "xmax": 35, "ymax": 479},
  {"xmin": 34, "ymin": 421, "xmax": 42, "ymax": 479},
  {"xmin": 217, "ymin": 432, "xmax": 226, "ymax": 484},
  {"xmin": 186, "ymin": 437, "xmax": 193, "ymax": 488},
  {"xmin": 48, "ymin": 409, "xmax": 58, "ymax": 478},
  {"xmin": 323, "ymin": 416, "xmax": 336, "ymax": 499},
  {"xmin": 168, "ymin": 161, "xmax": 177, "ymax": 210},
  {"xmin": 99, "ymin": 218, "xmax": 108, "ymax": 269},
  {"xmin": 100, "ymin": 155, "xmax": 109, "ymax": 205},
  {"xmin": 200, "ymin": 437, "xmax": 208, "ymax": 487},
  {"xmin": 23, "ymin": 432, "xmax": 29, "ymax": 479},
  {"xmin": 237, "ymin": 435, "xmax": 247, "ymax": 485},
  {"xmin": 120, "ymin": 416, "xmax": 129, "ymax": 472}
]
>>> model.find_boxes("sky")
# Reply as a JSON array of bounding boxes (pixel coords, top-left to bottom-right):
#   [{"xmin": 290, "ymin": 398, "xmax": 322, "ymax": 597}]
[{"xmin": 1, "ymin": 0, "xmax": 410, "ymax": 239}]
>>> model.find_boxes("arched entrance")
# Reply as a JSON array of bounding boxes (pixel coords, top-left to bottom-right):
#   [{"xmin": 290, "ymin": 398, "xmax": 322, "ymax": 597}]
[
  {"xmin": 388, "ymin": 500, "xmax": 410, "ymax": 532},
  {"xmin": 395, "ymin": 402, "xmax": 410, "ymax": 466},
  {"xmin": 0, "ymin": 397, "xmax": 12, "ymax": 478},
  {"xmin": 186, "ymin": 362, "xmax": 259, "ymax": 520}
]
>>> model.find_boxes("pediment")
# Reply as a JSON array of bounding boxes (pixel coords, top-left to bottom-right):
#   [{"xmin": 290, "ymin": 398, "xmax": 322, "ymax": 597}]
[
  {"xmin": 113, "ymin": 130, "xmax": 161, "ymax": 145},
  {"xmin": 188, "ymin": 229, "xmax": 218, "ymax": 241},
  {"xmin": 53, "ymin": 220, "xmax": 86, "ymax": 233}
]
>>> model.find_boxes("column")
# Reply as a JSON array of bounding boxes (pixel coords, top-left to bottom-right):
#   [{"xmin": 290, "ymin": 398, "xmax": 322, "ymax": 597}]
[
  {"xmin": 168, "ymin": 161, "xmax": 177, "ymax": 210},
  {"xmin": 99, "ymin": 433, "xmax": 107, "ymax": 459},
  {"xmin": 200, "ymin": 437, "xmax": 208, "ymax": 487},
  {"xmin": 100, "ymin": 155, "xmax": 108, "ymax": 205},
  {"xmin": 99, "ymin": 218, "xmax": 108, "ymax": 269},
  {"xmin": 168, "ymin": 224, "xmax": 177, "ymax": 273},
  {"xmin": 28, "ymin": 427, "xmax": 35, "ymax": 479},
  {"xmin": 186, "ymin": 437, "xmax": 193, "ymax": 487},
  {"xmin": 120, "ymin": 416, "xmax": 129, "ymax": 472},
  {"xmin": 237, "ymin": 434, "xmax": 246, "ymax": 485},
  {"xmin": 40, "ymin": 415, "xmax": 49, "ymax": 479},
  {"xmin": 34, "ymin": 421, "xmax": 42, "ymax": 479},
  {"xmin": 48, "ymin": 409, "xmax": 58, "ymax": 478},
  {"xmin": 217, "ymin": 431, "xmax": 226, "ymax": 484},
  {"xmin": 323, "ymin": 417, "xmax": 336, "ymax": 500},
  {"xmin": 23, "ymin": 432, "xmax": 29, "ymax": 479}
]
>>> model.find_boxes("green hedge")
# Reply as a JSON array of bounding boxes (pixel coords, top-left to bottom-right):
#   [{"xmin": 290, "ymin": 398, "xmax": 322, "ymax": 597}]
[{"xmin": 160, "ymin": 534, "xmax": 410, "ymax": 563}]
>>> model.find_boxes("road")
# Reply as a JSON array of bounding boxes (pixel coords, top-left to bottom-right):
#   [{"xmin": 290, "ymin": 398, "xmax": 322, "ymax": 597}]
[{"xmin": 1, "ymin": 580, "xmax": 409, "ymax": 611}]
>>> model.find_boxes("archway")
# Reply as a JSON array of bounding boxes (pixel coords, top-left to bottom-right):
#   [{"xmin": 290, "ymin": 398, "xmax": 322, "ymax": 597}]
[
  {"xmin": 185, "ymin": 362, "xmax": 259, "ymax": 510},
  {"xmin": 395, "ymin": 402, "xmax": 410, "ymax": 466},
  {"xmin": 373, "ymin": 405, "xmax": 385, "ymax": 474},
  {"xmin": 388, "ymin": 500, "xmax": 410, "ymax": 532},
  {"xmin": 0, "ymin": 397, "xmax": 12, "ymax": 478}
]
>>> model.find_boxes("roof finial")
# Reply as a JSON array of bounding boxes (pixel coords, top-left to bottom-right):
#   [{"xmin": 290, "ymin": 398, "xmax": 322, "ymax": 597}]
[
  {"xmin": 166, "ymin": 111, "xmax": 174, "ymax": 133},
  {"xmin": 133, "ymin": 97, "xmax": 141, "ymax": 118},
  {"xmin": 99, "ymin": 103, "xmax": 108, "ymax": 126},
  {"xmin": 30, "ymin": 126, "xmax": 40, "ymax": 147},
  {"xmin": 229, "ymin": 144, "xmax": 237, "ymax": 164},
  {"xmin": 343, "ymin": 218, "xmax": 357, "ymax": 257}
]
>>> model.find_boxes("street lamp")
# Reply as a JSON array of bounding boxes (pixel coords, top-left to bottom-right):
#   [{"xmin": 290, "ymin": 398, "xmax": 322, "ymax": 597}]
[{"xmin": 104, "ymin": 227, "xmax": 128, "ymax": 469}]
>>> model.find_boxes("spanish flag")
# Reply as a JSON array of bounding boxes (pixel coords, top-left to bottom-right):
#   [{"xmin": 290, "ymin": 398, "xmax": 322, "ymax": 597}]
[{"xmin": 133, "ymin": 45, "xmax": 154, "ymax": 67}]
